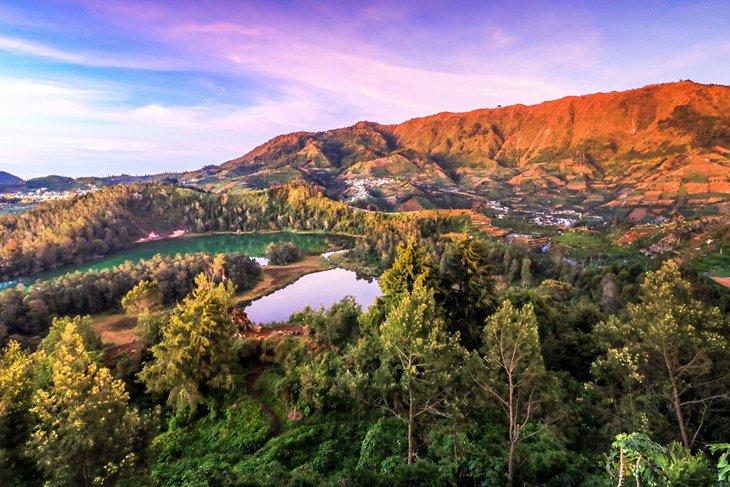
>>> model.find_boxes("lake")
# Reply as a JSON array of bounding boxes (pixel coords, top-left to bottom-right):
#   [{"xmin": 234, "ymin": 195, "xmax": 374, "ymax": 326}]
[
  {"xmin": 244, "ymin": 268, "xmax": 382, "ymax": 324},
  {"xmin": 0, "ymin": 232, "xmax": 349, "ymax": 290}
]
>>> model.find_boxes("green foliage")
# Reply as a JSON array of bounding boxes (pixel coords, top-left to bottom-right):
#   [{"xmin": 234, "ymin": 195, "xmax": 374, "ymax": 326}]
[
  {"xmin": 289, "ymin": 296, "xmax": 362, "ymax": 347},
  {"xmin": 379, "ymin": 241, "xmax": 436, "ymax": 302},
  {"xmin": 709, "ymin": 443, "xmax": 730, "ymax": 485},
  {"xmin": 136, "ymin": 310, "xmax": 165, "ymax": 348},
  {"xmin": 346, "ymin": 275, "xmax": 466, "ymax": 464},
  {"xmin": 122, "ymin": 280, "xmax": 163, "ymax": 315},
  {"xmin": 520, "ymin": 256, "xmax": 534, "ymax": 287},
  {"xmin": 266, "ymin": 242, "xmax": 303, "ymax": 265},
  {"xmin": 606, "ymin": 433, "xmax": 715, "ymax": 486},
  {"xmin": 0, "ymin": 252, "xmax": 261, "ymax": 336},
  {"xmin": 279, "ymin": 350, "xmax": 343, "ymax": 416},
  {"xmin": 233, "ymin": 413, "xmax": 372, "ymax": 484},
  {"xmin": 139, "ymin": 274, "xmax": 242, "ymax": 411},
  {"xmin": 437, "ymin": 236, "xmax": 497, "ymax": 348},
  {"xmin": 3, "ymin": 181, "xmax": 730, "ymax": 485},
  {"xmin": 357, "ymin": 417, "xmax": 406, "ymax": 472},
  {"xmin": 36, "ymin": 315, "xmax": 103, "ymax": 389},
  {"xmin": 594, "ymin": 260, "xmax": 729, "ymax": 448},
  {"xmin": 40, "ymin": 315, "xmax": 103, "ymax": 357},
  {"xmin": 152, "ymin": 398, "xmax": 273, "ymax": 487},
  {"xmin": 475, "ymin": 300, "xmax": 546, "ymax": 484}
]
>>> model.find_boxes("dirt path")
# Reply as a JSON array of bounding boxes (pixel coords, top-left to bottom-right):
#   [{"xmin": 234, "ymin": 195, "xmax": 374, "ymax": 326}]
[
  {"xmin": 92, "ymin": 313, "xmax": 138, "ymax": 345},
  {"xmin": 245, "ymin": 365, "xmax": 282, "ymax": 435},
  {"xmin": 710, "ymin": 276, "xmax": 730, "ymax": 288}
]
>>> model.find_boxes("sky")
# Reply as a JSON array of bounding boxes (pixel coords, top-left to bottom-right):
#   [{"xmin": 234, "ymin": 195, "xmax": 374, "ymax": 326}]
[{"xmin": 0, "ymin": 0, "xmax": 728, "ymax": 179}]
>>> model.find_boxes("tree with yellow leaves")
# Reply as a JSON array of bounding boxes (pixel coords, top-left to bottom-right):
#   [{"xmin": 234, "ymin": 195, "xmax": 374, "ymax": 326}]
[
  {"xmin": 28, "ymin": 321, "xmax": 141, "ymax": 487},
  {"xmin": 0, "ymin": 340, "xmax": 39, "ymax": 485}
]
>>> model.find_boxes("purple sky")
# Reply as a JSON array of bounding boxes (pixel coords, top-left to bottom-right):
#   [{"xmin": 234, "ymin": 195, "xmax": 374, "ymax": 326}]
[{"xmin": 0, "ymin": 0, "xmax": 728, "ymax": 178}]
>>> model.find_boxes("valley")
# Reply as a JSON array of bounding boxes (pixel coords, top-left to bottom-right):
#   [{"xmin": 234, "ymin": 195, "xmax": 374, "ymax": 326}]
[{"xmin": 1, "ymin": 84, "xmax": 729, "ymax": 487}]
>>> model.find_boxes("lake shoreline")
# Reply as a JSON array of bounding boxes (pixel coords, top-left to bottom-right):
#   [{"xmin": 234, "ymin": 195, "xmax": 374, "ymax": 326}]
[
  {"xmin": 0, "ymin": 229, "xmax": 358, "ymax": 286},
  {"xmin": 1, "ymin": 231, "xmax": 352, "ymax": 289},
  {"xmin": 236, "ymin": 255, "xmax": 335, "ymax": 306}
]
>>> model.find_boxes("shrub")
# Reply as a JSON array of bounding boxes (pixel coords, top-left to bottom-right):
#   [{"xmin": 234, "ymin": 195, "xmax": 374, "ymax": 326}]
[{"xmin": 266, "ymin": 243, "xmax": 303, "ymax": 265}]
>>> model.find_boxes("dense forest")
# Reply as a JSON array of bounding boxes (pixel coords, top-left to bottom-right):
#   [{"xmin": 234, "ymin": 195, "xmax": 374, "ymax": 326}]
[
  {"xmin": 0, "ymin": 183, "xmax": 729, "ymax": 486},
  {"xmin": 0, "ymin": 183, "xmax": 462, "ymax": 280},
  {"xmin": 0, "ymin": 253, "xmax": 261, "ymax": 339}
]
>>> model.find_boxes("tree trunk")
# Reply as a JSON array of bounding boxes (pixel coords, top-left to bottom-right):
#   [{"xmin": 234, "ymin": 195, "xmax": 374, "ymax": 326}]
[
  {"xmin": 407, "ymin": 391, "xmax": 414, "ymax": 464},
  {"xmin": 508, "ymin": 370, "xmax": 516, "ymax": 486},
  {"xmin": 663, "ymin": 348, "xmax": 690, "ymax": 449},
  {"xmin": 508, "ymin": 437, "xmax": 517, "ymax": 487}
]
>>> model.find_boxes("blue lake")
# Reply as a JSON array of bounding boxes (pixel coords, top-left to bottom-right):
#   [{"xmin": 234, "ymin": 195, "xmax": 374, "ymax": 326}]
[
  {"xmin": 0, "ymin": 232, "xmax": 346, "ymax": 291},
  {"xmin": 244, "ymin": 268, "xmax": 381, "ymax": 324}
]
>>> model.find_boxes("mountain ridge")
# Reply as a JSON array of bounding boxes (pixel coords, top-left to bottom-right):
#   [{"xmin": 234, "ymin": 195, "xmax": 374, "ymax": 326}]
[
  {"xmin": 193, "ymin": 81, "xmax": 729, "ymax": 221},
  {"xmin": 0, "ymin": 171, "xmax": 25, "ymax": 192}
]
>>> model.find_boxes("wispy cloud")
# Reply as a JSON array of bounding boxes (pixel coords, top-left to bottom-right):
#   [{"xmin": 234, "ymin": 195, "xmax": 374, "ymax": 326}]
[{"xmin": 0, "ymin": 0, "xmax": 727, "ymax": 178}]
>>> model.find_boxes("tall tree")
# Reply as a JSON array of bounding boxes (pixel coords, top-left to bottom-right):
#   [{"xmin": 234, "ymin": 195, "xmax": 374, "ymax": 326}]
[
  {"xmin": 520, "ymin": 257, "xmax": 534, "ymax": 287},
  {"xmin": 0, "ymin": 341, "xmax": 38, "ymax": 486},
  {"xmin": 345, "ymin": 276, "xmax": 465, "ymax": 464},
  {"xmin": 121, "ymin": 280, "xmax": 163, "ymax": 316},
  {"xmin": 594, "ymin": 260, "xmax": 729, "ymax": 449},
  {"xmin": 379, "ymin": 241, "xmax": 435, "ymax": 304},
  {"xmin": 473, "ymin": 300, "xmax": 546, "ymax": 486},
  {"xmin": 29, "ymin": 321, "xmax": 141, "ymax": 487},
  {"xmin": 437, "ymin": 236, "xmax": 497, "ymax": 348},
  {"xmin": 138, "ymin": 273, "xmax": 241, "ymax": 411}
]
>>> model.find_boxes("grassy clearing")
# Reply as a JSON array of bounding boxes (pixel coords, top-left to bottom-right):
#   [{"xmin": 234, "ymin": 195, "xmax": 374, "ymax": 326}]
[
  {"xmin": 554, "ymin": 231, "xmax": 637, "ymax": 260},
  {"xmin": 688, "ymin": 247, "xmax": 730, "ymax": 277},
  {"xmin": 91, "ymin": 312, "xmax": 137, "ymax": 346}
]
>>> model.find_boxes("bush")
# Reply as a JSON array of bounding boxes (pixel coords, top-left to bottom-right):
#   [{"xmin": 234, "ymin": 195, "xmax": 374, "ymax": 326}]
[
  {"xmin": 357, "ymin": 417, "xmax": 407, "ymax": 472},
  {"xmin": 266, "ymin": 243, "xmax": 303, "ymax": 265},
  {"xmin": 152, "ymin": 398, "xmax": 274, "ymax": 486},
  {"xmin": 289, "ymin": 296, "xmax": 362, "ymax": 347}
]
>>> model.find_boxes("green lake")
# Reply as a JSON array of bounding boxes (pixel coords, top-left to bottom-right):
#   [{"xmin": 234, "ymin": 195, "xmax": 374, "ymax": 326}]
[{"xmin": 1, "ymin": 232, "xmax": 349, "ymax": 289}]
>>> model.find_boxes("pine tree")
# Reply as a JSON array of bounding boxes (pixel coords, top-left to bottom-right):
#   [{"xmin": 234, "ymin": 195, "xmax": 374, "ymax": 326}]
[
  {"xmin": 379, "ymin": 241, "xmax": 435, "ymax": 303},
  {"xmin": 437, "ymin": 236, "xmax": 497, "ymax": 348},
  {"xmin": 138, "ymin": 273, "xmax": 240, "ymax": 411},
  {"xmin": 520, "ymin": 256, "xmax": 533, "ymax": 287},
  {"xmin": 347, "ymin": 276, "xmax": 465, "ymax": 464}
]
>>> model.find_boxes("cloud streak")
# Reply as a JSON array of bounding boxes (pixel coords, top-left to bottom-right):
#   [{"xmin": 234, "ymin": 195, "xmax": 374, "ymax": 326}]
[{"xmin": 0, "ymin": 0, "xmax": 727, "ymax": 178}]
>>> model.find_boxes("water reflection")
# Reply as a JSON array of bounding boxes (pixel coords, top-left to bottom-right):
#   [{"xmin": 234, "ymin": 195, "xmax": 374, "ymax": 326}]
[
  {"xmin": 245, "ymin": 268, "xmax": 381, "ymax": 324},
  {"xmin": 0, "ymin": 232, "xmax": 343, "ymax": 289}
]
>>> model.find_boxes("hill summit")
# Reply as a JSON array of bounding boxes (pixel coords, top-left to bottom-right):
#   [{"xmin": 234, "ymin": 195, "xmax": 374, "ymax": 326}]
[
  {"xmin": 0, "ymin": 171, "xmax": 24, "ymax": 192},
  {"xmin": 192, "ymin": 81, "xmax": 730, "ymax": 220}
]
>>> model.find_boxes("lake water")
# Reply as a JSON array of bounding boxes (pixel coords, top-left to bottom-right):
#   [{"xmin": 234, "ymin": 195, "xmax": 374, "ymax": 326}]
[
  {"xmin": 244, "ymin": 268, "xmax": 382, "ymax": 324},
  {"xmin": 0, "ymin": 232, "xmax": 348, "ymax": 290}
]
